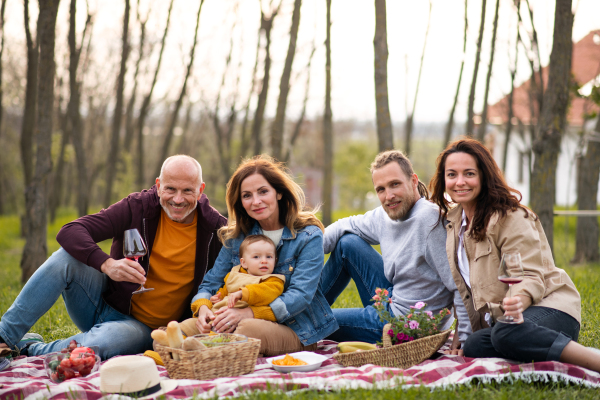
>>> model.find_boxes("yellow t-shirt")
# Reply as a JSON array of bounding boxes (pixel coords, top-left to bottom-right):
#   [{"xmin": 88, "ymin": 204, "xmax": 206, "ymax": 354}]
[{"xmin": 131, "ymin": 209, "xmax": 197, "ymax": 329}]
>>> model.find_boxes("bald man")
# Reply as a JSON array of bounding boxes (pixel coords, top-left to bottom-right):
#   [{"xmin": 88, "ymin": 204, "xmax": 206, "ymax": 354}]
[{"xmin": 0, "ymin": 155, "xmax": 226, "ymax": 360}]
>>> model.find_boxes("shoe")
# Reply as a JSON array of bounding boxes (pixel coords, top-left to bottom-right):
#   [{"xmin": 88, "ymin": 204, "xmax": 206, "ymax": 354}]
[{"xmin": 13, "ymin": 333, "xmax": 44, "ymax": 357}]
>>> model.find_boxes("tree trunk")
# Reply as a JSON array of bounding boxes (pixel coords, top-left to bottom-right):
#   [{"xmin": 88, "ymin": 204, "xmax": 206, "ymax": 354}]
[
  {"xmin": 502, "ymin": 15, "xmax": 520, "ymax": 173},
  {"xmin": 284, "ymin": 42, "xmax": 317, "ymax": 163},
  {"xmin": 49, "ymin": 115, "xmax": 70, "ymax": 222},
  {"xmin": 466, "ymin": 0, "xmax": 487, "ymax": 136},
  {"xmin": 154, "ymin": 0, "xmax": 204, "ymax": 181},
  {"xmin": 21, "ymin": 0, "xmax": 60, "ymax": 283},
  {"xmin": 21, "ymin": 0, "xmax": 38, "ymax": 191},
  {"xmin": 0, "ymin": 0, "xmax": 5, "ymax": 140},
  {"xmin": 572, "ymin": 120, "xmax": 600, "ymax": 263},
  {"xmin": 444, "ymin": 0, "xmax": 467, "ymax": 149},
  {"xmin": 404, "ymin": 0, "xmax": 431, "ymax": 157},
  {"xmin": 476, "ymin": 0, "xmax": 499, "ymax": 142},
  {"xmin": 104, "ymin": 0, "xmax": 130, "ymax": 207},
  {"xmin": 238, "ymin": 22, "xmax": 261, "ymax": 161},
  {"xmin": 518, "ymin": 3, "xmax": 543, "ymax": 146},
  {"xmin": 322, "ymin": 0, "xmax": 333, "ymax": 227},
  {"xmin": 68, "ymin": 0, "xmax": 91, "ymax": 216},
  {"xmin": 373, "ymin": 0, "xmax": 393, "ymax": 152},
  {"xmin": 212, "ymin": 17, "xmax": 237, "ymax": 182},
  {"xmin": 530, "ymin": 0, "xmax": 573, "ymax": 253},
  {"xmin": 124, "ymin": 4, "xmax": 148, "ymax": 153},
  {"xmin": 20, "ymin": 0, "xmax": 38, "ymax": 238},
  {"xmin": 136, "ymin": 0, "xmax": 173, "ymax": 188},
  {"xmin": 0, "ymin": 0, "xmax": 7, "ymax": 215},
  {"xmin": 270, "ymin": 0, "xmax": 301, "ymax": 161},
  {"xmin": 252, "ymin": 5, "xmax": 280, "ymax": 156}
]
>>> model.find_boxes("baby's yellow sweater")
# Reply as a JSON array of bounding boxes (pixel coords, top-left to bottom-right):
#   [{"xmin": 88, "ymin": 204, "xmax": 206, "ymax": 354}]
[{"xmin": 191, "ymin": 267, "xmax": 283, "ymax": 321}]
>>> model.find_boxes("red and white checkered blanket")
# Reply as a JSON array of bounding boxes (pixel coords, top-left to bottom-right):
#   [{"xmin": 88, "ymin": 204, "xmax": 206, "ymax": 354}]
[{"xmin": 2, "ymin": 340, "xmax": 599, "ymax": 399}]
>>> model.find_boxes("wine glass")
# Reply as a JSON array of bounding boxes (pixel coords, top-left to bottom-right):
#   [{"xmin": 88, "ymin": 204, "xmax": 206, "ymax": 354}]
[
  {"xmin": 497, "ymin": 252, "xmax": 524, "ymax": 324},
  {"xmin": 123, "ymin": 228, "xmax": 153, "ymax": 294}
]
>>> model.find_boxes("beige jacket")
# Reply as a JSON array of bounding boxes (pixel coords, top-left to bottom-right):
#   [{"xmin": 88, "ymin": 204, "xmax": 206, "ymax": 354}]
[{"xmin": 445, "ymin": 205, "xmax": 581, "ymax": 332}]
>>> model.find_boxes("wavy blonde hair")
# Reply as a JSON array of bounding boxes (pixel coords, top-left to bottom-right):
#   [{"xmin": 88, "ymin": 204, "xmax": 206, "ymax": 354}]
[{"xmin": 218, "ymin": 155, "xmax": 324, "ymax": 244}]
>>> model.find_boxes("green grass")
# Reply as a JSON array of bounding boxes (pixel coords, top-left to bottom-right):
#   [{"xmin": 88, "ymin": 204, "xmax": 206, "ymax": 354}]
[{"xmin": 1, "ymin": 210, "xmax": 600, "ymax": 398}]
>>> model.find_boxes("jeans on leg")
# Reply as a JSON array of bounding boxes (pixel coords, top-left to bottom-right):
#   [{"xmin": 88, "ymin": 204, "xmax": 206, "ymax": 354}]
[
  {"xmin": 0, "ymin": 248, "xmax": 154, "ymax": 359},
  {"xmin": 319, "ymin": 234, "xmax": 392, "ymax": 343},
  {"xmin": 463, "ymin": 306, "xmax": 580, "ymax": 362},
  {"xmin": 319, "ymin": 234, "xmax": 391, "ymax": 307}
]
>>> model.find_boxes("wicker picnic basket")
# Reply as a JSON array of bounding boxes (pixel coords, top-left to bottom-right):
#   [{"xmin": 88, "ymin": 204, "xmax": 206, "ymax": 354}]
[
  {"xmin": 155, "ymin": 333, "xmax": 261, "ymax": 380},
  {"xmin": 333, "ymin": 324, "xmax": 451, "ymax": 369}
]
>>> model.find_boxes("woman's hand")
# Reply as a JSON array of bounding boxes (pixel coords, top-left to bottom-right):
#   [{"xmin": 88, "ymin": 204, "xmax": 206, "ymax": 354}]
[
  {"xmin": 195, "ymin": 305, "xmax": 215, "ymax": 334},
  {"xmin": 502, "ymin": 296, "xmax": 525, "ymax": 324},
  {"xmin": 212, "ymin": 307, "xmax": 253, "ymax": 333}
]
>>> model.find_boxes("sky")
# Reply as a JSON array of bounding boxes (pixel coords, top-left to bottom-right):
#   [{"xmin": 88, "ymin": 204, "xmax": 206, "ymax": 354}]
[{"xmin": 3, "ymin": 0, "xmax": 600, "ymax": 125}]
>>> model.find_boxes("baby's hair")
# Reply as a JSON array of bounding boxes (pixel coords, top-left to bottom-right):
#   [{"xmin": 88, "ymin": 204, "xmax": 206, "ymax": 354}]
[{"xmin": 239, "ymin": 234, "xmax": 277, "ymax": 259}]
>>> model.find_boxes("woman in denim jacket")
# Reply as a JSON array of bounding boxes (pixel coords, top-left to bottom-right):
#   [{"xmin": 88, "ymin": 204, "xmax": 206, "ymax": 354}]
[{"xmin": 190, "ymin": 156, "xmax": 338, "ymax": 356}]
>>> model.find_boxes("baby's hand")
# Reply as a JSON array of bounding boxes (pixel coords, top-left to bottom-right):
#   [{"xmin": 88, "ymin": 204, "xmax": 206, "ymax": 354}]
[
  {"xmin": 227, "ymin": 291, "xmax": 243, "ymax": 309},
  {"xmin": 210, "ymin": 293, "xmax": 222, "ymax": 304}
]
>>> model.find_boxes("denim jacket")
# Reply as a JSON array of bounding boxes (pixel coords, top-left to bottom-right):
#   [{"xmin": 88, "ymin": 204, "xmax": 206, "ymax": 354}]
[{"xmin": 192, "ymin": 222, "xmax": 339, "ymax": 345}]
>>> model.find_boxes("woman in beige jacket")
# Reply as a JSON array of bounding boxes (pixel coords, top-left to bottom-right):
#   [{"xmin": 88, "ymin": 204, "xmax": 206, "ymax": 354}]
[{"xmin": 429, "ymin": 138, "xmax": 600, "ymax": 372}]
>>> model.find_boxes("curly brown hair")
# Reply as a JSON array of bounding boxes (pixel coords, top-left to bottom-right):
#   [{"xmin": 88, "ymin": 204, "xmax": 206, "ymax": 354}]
[
  {"xmin": 218, "ymin": 155, "xmax": 324, "ymax": 244},
  {"xmin": 429, "ymin": 137, "xmax": 531, "ymax": 241}
]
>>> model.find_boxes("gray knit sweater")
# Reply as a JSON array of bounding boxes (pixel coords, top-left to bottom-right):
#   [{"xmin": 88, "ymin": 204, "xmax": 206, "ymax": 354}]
[{"xmin": 323, "ymin": 198, "xmax": 472, "ymax": 344}]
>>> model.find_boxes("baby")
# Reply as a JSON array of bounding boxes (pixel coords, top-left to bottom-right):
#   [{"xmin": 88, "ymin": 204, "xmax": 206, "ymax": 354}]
[
  {"xmin": 209, "ymin": 234, "xmax": 285, "ymax": 311},
  {"xmin": 177, "ymin": 235, "xmax": 286, "ymax": 337}
]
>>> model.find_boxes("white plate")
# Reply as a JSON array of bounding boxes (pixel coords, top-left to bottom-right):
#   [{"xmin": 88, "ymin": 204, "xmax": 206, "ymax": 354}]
[{"xmin": 265, "ymin": 351, "xmax": 328, "ymax": 373}]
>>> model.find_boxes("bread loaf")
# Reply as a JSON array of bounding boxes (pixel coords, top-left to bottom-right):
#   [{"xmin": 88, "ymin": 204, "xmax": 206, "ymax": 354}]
[
  {"xmin": 150, "ymin": 329, "xmax": 169, "ymax": 346},
  {"xmin": 166, "ymin": 321, "xmax": 185, "ymax": 360},
  {"xmin": 182, "ymin": 337, "xmax": 207, "ymax": 351}
]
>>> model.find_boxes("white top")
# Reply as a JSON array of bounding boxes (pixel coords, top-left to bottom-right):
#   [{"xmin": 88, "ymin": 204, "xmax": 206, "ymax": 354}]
[
  {"xmin": 261, "ymin": 227, "xmax": 284, "ymax": 247},
  {"xmin": 457, "ymin": 211, "xmax": 471, "ymax": 288},
  {"xmin": 458, "ymin": 210, "xmax": 492, "ymax": 326}
]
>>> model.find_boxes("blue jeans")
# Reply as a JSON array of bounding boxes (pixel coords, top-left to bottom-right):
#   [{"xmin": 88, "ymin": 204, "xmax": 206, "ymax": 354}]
[
  {"xmin": 319, "ymin": 234, "xmax": 393, "ymax": 343},
  {"xmin": 463, "ymin": 306, "xmax": 580, "ymax": 362},
  {"xmin": 0, "ymin": 248, "xmax": 153, "ymax": 359}
]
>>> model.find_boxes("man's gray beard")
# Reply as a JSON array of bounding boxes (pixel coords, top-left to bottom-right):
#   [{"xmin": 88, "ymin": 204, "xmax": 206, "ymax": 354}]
[
  {"xmin": 160, "ymin": 200, "xmax": 198, "ymax": 223},
  {"xmin": 384, "ymin": 191, "xmax": 417, "ymax": 221}
]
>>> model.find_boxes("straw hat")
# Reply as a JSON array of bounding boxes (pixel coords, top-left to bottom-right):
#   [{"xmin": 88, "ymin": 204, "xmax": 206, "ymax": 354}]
[{"xmin": 99, "ymin": 355, "xmax": 177, "ymax": 399}]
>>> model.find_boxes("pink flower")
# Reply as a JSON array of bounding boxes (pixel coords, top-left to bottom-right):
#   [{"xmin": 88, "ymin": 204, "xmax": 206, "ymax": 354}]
[
  {"xmin": 426, "ymin": 311, "xmax": 433, "ymax": 318},
  {"xmin": 373, "ymin": 295, "xmax": 381, "ymax": 301},
  {"xmin": 409, "ymin": 320, "xmax": 419, "ymax": 329},
  {"xmin": 408, "ymin": 337, "xmax": 414, "ymax": 342},
  {"xmin": 383, "ymin": 289, "xmax": 389, "ymax": 296},
  {"xmin": 376, "ymin": 288, "xmax": 382, "ymax": 295},
  {"xmin": 404, "ymin": 324, "xmax": 408, "ymax": 328},
  {"xmin": 414, "ymin": 302, "xmax": 426, "ymax": 309},
  {"xmin": 374, "ymin": 302, "xmax": 381, "ymax": 307},
  {"xmin": 388, "ymin": 329, "xmax": 394, "ymax": 336}
]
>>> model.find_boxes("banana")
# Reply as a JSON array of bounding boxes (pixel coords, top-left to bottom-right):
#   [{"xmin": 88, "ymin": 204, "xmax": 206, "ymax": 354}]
[{"xmin": 337, "ymin": 341, "xmax": 378, "ymax": 353}]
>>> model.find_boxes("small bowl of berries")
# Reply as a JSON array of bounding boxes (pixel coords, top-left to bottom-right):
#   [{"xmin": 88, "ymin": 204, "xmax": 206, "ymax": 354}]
[{"xmin": 43, "ymin": 340, "xmax": 100, "ymax": 383}]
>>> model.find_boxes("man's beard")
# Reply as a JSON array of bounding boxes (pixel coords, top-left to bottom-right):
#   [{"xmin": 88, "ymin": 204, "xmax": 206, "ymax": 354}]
[
  {"xmin": 384, "ymin": 190, "xmax": 417, "ymax": 221},
  {"xmin": 160, "ymin": 199, "xmax": 198, "ymax": 223}
]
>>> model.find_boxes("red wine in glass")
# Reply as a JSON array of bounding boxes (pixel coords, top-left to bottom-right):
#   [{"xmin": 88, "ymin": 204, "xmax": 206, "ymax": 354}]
[
  {"xmin": 123, "ymin": 228, "xmax": 153, "ymax": 294},
  {"xmin": 498, "ymin": 277, "xmax": 524, "ymax": 285},
  {"xmin": 497, "ymin": 252, "xmax": 524, "ymax": 324}
]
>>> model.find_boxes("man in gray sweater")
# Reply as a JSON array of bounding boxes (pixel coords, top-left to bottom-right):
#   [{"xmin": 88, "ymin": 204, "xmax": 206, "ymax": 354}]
[{"xmin": 320, "ymin": 150, "xmax": 469, "ymax": 346}]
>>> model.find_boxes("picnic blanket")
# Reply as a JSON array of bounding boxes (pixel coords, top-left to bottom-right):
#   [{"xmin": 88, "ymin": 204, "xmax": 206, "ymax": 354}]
[{"xmin": 2, "ymin": 340, "xmax": 599, "ymax": 400}]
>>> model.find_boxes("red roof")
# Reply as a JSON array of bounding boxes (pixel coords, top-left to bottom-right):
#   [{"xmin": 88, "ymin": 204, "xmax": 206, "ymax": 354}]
[{"xmin": 488, "ymin": 30, "xmax": 600, "ymax": 127}]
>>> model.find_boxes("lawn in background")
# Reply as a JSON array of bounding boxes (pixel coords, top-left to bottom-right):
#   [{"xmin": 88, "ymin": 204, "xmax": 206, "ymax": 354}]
[{"xmin": 0, "ymin": 209, "xmax": 599, "ymax": 398}]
